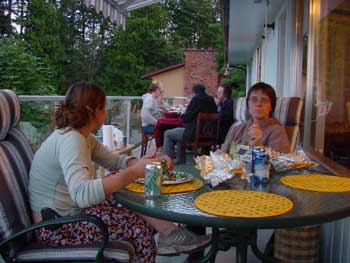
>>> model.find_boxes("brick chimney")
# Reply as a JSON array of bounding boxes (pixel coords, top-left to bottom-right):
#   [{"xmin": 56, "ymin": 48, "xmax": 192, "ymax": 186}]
[{"xmin": 184, "ymin": 49, "xmax": 219, "ymax": 97}]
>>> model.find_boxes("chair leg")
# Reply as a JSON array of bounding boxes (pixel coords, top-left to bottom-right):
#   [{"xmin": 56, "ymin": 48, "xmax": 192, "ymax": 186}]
[
  {"xmin": 194, "ymin": 146, "xmax": 198, "ymax": 157},
  {"xmin": 144, "ymin": 140, "xmax": 148, "ymax": 156},
  {"xmin": 140, "ymin": 144, "xmax": 145, "ymax": 157},
  {"xmin": 178, "ymin": 145, "xmax": 184, "ymax": 164}
]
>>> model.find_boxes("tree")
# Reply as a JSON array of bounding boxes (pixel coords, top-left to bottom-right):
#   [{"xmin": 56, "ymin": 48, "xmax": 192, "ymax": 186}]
[
  {"xmin": 0, "ymin": 38, "xmax": 56, "ymax": 94},
  {"xmin": 165, "ymin": 0, "xmax": 219, "ymax": 48},
  {"xmin": 96, "ymin": 4, "xmax": 182, "ymax": 96},
  {"xmin": 0, "ymin": 0, "xmax": 13, "ymax": 37}
]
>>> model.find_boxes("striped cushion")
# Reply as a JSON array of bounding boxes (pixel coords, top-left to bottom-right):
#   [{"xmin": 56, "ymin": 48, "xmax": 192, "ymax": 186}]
[
  {"xmin": 233, "ymin": 97, "xmax": 251, "ymax": 123},
  {"xmin": 233, "ymin": 97, "xmax": 303, "ymax": 151},
  {"xmin": 0, "ymin": 90, "xmax": 20, "ymax": 140},
  {"xmin": 0, "ymin": 128, "xmax": 34, "ymax": 243},
  {"xmin": 15, "ymin": 240, "xmax": 135, "ymax": 262},
  {"xmin": 274, "ymin": 97, "xmax": 303, "ymax": 126}
]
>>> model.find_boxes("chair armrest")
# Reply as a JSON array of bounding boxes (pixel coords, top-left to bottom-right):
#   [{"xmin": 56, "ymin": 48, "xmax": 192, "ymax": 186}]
[{"xmin": 0, "ymin": 214, "xmax": 109, "ymax": 263}]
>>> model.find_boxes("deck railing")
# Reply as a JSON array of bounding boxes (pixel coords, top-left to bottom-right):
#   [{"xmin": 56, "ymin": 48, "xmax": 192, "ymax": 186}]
[{"xmin": 18, "ymin": 95, "xmax": 187, "ymax": 150}]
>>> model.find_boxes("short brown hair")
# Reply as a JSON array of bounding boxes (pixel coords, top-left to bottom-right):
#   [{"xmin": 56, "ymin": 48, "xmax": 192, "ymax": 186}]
[
  {"xmin": 148, "ymin": 83, "xmax": 160, "ymax": 93},
  {"xmin": 246, "ymin": 82, "xmax": 276, "ymax": 117},
  {"xmin": 55, "ymin": 82, "xmax": 106, "ymax": 130}
]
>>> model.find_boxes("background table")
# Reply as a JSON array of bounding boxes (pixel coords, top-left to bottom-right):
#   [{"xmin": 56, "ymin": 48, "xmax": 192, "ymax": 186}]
[
  {"xmin": 154, "ymin": 117, "xmax": 184, "ymax": 148},
  {"xmin": 114, "ymin": 164, "xmax": 350, "ymax": 262}
]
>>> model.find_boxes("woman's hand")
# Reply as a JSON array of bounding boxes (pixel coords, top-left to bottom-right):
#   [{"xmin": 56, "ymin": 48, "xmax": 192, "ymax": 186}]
[{"xmin": 248, "ymin": 123, "xmax": 263, "ymax": 147}]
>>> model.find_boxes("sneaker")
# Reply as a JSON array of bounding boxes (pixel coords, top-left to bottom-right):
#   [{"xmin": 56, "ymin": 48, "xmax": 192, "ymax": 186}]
[{"xmin": 157, "ymin": 227, "xmax": 211, "ymax": 255}]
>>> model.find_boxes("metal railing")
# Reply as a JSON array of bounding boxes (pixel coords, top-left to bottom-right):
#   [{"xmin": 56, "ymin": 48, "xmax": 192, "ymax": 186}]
[{"xmin": 18, "ymin": 95, "xmax": 187, "ymax": 150}]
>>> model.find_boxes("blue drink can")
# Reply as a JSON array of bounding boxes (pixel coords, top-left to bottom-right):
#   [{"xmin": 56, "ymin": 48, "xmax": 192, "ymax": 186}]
[{"xmin": 252, "ymin": 147, "xmax": 270, "ymax": 184}]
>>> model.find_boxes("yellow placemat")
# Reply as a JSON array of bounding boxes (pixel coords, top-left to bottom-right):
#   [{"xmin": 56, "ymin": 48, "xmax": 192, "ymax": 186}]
[
  {"xmin": 125, "ymin": 178, "xmax": 204, "ymax": 194},
  {"xmin": 281, "ymin": 174, "xmax": 350, "ymax": 192},
  {"xmin": 195, "ymin": 190, "xmax": 293, "ymax": 218}
]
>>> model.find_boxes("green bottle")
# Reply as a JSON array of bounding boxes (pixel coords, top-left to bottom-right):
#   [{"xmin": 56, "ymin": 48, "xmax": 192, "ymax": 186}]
[{"xmin": 229, "ymin": 142, "xmax": 236, "ymax": 159}]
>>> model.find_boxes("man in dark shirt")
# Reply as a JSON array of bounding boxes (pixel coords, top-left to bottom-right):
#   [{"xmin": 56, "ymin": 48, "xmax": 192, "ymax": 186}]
[
  {"xmin": 216, "ymin": 83, "xmax": 234, "ymax": 144},
  {"xmin": 163, "ymin": 84, "xmax": 217, "ymax": 161}
]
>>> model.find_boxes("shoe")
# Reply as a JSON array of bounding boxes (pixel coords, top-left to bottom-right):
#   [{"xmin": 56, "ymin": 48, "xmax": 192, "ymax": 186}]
[{"xmin": 157, "ymin": 227, "xmax": 211, "ymax": 255}]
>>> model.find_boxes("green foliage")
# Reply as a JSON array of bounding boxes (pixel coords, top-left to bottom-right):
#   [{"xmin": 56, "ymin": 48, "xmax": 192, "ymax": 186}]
[
  {"xmin": 0, "ymin": 1, "xmax": 13, "ymax": 37},
  {"xmin": 1, "ymin": 0, "xmax": 228, "ymax": 96},
  {"xmin": 96, "ymin": 4, "xmax": 183, "ymax": 96},
  {"xmin": 165, "ymin": 0, "xmax": 219, "ymax": 48},
  {"xmin": 25, "ymin": 0, "xmax": 64, "ymax": 83},
  {"xmin": 0, "ymin": 38, "xmax": 56, "ymax": 94}
]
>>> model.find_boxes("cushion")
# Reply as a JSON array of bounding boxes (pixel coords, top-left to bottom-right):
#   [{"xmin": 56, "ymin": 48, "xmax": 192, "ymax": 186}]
[
  {"xmin": 14, "ymin": 240, "xmax": 135, "ymax": 262},
  {"xmin": 0, "ymin": 90, "xmax": 20, "ymax": 140},
  {"xmin": 0, "ymin": 128, "xmax": 34, "ymax": 243}
]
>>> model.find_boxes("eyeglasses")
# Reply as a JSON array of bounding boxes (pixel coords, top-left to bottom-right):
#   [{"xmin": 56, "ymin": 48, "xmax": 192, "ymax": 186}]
[{"xmin": 248, "ymin": 96, "xmax": 271, "ymax": 105}]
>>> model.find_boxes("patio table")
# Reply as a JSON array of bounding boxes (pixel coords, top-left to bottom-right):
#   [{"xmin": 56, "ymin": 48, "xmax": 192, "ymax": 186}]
[
  {"xmin": 154, "ymin": 114, "xmax": 184, "ymax": 148},
  {"xmin": 113, "ymin": 164, "xmax": 350, "ymax": 263}
]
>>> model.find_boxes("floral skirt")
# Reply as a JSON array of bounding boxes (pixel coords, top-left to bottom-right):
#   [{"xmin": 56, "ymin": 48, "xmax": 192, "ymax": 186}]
[{"xmin": 37, "ymin": 197, "xmax": 157, "ymax": 263}]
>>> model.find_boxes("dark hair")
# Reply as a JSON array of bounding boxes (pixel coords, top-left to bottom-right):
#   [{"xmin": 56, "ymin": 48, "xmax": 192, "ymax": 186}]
[
  {"xmin": 148, "ymin": 83, "xmax": 160, "ymax": 93},
  {"xmin": 246, "ymin": 82, "xmax": 276, "ymax": 117},
  {"xmin": 55, "ymin": 82, "xmax": 106, "ymax": 130},
  {"xmin": 220, "ymin": 83, "xmax": 232, "ymax": 98},
  {"xmin": 192, "ymin": 84, "xmax": 206, "ymax": 94}
]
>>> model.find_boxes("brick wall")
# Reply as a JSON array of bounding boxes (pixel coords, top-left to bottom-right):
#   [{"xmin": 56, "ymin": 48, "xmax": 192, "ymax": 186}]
[{"xmin": 184, "ymin": 49, "xmax": 219, "ymax": 97}]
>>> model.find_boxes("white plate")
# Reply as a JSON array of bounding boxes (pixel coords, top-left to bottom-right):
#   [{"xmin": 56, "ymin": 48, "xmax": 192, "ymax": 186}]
[{"xmin": 135, "ymin": 171, "xmax": 193, "ymax": 185}]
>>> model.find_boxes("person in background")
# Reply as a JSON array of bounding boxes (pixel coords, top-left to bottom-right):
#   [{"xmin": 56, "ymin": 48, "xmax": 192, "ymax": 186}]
[
  {"xmin": 156, "ymin": 88, "xmax": 170, "ymax": 112},
  {"xmin": 163, "ymin": 84, "xmax": 217, "ymax": 162},
  {"xmin": 221, "ymin": 82, "xmax": 290, "ymax": 153},
  {"xmin": 28, "ymin": 82, "xmax": 211, "ymax": 263},
  {"xmin": 141, "ymin": 82, "xmax": 161, "ymax": 135},
  {"xmin": 216, "ymin": 83, "xmax": 234, "ymax": 145}
]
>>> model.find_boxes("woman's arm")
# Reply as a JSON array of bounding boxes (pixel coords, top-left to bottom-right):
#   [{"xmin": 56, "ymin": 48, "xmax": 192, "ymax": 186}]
[{"xmin": 101, "ymin": 155, "xmax": 173, "ymax": 197}]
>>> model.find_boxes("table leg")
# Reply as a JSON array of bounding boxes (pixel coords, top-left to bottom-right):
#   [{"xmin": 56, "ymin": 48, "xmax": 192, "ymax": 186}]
[
  {"xmin": 216, "ymin": 229, "xmax": 280, "ymax": 263},
  {"xmin": 236, "ymin": 243, "xmax": 248, "ymax": 263},
  {"xmin": 187, "ymin": 227, "xmax": 219, "ymax": 263}
]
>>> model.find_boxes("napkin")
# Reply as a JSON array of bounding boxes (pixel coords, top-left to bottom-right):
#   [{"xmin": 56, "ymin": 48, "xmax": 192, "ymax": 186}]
[{"xmin": 102, "ymin": 125, "xmax": 113, "ymax": 149}]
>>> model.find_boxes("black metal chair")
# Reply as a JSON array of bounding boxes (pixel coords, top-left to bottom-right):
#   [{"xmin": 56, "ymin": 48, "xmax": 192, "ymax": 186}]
[
  {"xmin": 137, "ymin": 110, "xmax": 154, "ymax": 157},
  {"xmin": 178, "ymin": 113, "xmax": 221, "ymax": 163}
]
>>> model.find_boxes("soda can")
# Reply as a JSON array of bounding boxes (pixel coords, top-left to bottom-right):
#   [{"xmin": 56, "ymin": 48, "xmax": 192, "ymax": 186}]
[
  {"xmin": 145, "ymin": 162, "xmax": 162, "ymax": 197},
  {"xmin": 252, "ymin": 146, "xmax": 270, "ymax": 184}
]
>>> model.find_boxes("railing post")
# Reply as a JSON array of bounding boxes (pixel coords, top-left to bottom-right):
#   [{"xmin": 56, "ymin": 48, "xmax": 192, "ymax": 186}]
[{"xmin": 126, "ymin": 100, "xmax": 131, "ymax": 144}]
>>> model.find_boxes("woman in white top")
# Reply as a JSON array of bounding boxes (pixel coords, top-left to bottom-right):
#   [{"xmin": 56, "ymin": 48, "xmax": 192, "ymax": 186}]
[
  {"xmin": 29, "ymin": 82, "xmax": 210, "ymax": 262},
  {"xmin": 141, "ymin": 82, "xmax": 161, "ymax": 134}
]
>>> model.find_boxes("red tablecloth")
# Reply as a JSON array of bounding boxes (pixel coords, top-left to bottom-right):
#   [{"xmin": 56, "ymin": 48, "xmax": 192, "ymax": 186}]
[{"xmin": 154, "ymin": 115, "xmax": 184, "ymax": 148}]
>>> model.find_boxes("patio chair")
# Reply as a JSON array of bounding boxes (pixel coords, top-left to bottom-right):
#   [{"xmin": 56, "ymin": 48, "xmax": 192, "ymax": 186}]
[
  {"xmin": 178, "ymin": 113, "xmax": 221, "ymax": 163},
  {"xmin": 137, "ymin": 110, "xmax": 154, "ymax": 157},
  {"xmin": 0, "ymin": 89, "xmax": 135, "ymax": 262},
  {"xmin": 233, "ymin": 96, "xmax": 303, "ymax": 152}
]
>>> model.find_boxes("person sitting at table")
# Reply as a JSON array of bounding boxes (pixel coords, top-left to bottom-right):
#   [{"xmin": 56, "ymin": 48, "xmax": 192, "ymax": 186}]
[
  {"xmin": 163, "ymin": 84, "xmax": 217, "ymax": 162},
  {"xmin": 28, "ymin": 82, "xmax": 211, "ymax": 263},
  {"xmin": 222, "ymin": 82, "xmax": 320, "ymax": 263},
  {"xmin": 221, "ymin": 82, "xmax": 290, "ymax": 153},
  {"xmin": 141, "ymin": 81, "xmax": 161, "ymax": 135},
  {"xmin": 216, "ymin": 83, "xmax": 234, "ymax": 145}
]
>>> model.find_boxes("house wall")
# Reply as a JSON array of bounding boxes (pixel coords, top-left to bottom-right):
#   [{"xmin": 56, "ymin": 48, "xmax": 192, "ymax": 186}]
[
  {"xmin": 150, "ymin": 66, "xmax": 185, "ymax": 97},
  {"xmin": 247, "ymin": 0, "xmax": 301, "ymax": 97},
  {"xmin": 184, "ymin": 49, "xmax": 219, "ymax": 97}
]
